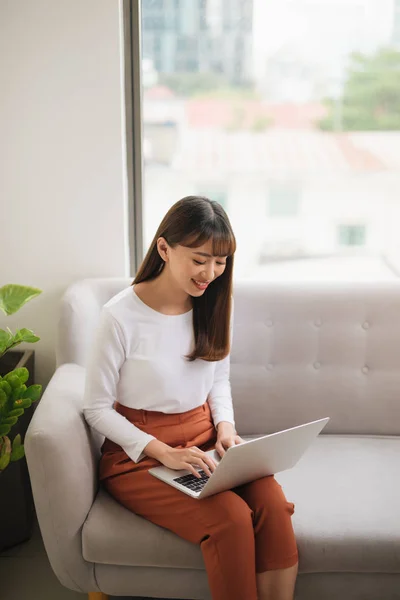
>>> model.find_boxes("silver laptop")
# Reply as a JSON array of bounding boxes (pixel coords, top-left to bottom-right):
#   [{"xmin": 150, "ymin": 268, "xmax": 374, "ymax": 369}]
[{"xmin": 149, "ymin": 417, "xmax": 329, "ymax": 499}]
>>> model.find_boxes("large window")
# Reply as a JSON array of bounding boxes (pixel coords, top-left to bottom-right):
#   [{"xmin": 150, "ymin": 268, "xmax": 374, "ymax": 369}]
[
  {"xmin": 138, "ymin": 0, "xmax": 400, "ymax": 281},
  {"xmin": 338, "ymin": 225, "xmax": 367, "ymax": 247}
]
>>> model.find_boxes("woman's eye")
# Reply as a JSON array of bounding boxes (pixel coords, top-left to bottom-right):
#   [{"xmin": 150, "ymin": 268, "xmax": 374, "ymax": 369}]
[{"xmin": 193, "ymin": 259, "xmax": 226, "ymax": 266}]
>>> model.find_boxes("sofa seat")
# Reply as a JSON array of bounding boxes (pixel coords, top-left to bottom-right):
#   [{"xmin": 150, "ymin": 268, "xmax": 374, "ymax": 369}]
[{"xmin": 82, "ymin": 434, "xmax": 400, "ymax": 574}]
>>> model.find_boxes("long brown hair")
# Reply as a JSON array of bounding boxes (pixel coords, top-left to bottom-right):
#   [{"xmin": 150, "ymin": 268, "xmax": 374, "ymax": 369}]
[{"xmin": 133, "ymin": 196, "xmax": 236, "ymax": 362}]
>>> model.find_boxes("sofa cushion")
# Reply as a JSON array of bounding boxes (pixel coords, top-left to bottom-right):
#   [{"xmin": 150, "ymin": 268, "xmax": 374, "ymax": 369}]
[
  {"xmin": 83, "ymin": 486, "xmax": 204, "ymax": 569},
  {"xmin": 278, "ymin": 434, "xmax": 400, "ymax": 573},
  {"xmin": 82, "ymin": 434, "xmax": 400, "ymax": 573}
]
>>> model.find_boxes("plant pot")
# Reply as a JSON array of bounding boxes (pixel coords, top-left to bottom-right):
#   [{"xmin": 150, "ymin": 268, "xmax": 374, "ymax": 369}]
[{"xmin": 0, "ymin": 349, "xmax": 37, "ymax": 552}]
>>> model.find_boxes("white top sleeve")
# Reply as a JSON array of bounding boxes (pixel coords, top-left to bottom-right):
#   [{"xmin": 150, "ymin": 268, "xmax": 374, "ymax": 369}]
[
  {"xmin": 207, "ymin": 353, "xmax": 235, "ymax": 429},
  {"xmin": 207, "ymin": 302, "xmax": 235, "ymax": 429},
  {"xmin": 83, "ymin": 309, "xmax": 156, "ymax": 463}
]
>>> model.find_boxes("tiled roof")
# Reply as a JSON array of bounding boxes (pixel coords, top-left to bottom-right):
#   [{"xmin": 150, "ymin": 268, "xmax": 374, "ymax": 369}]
[
  {"xmin": 144, "ymin": 85, "xmax": 176, "ymax": 100},
  {"xmin": 172, "ymin": 129, "xmax": 392, "ymax": 174},
  {"xmin": 186, "ymin": 99, "xmax": 327, "ymax": 129},
  {"xmin": 142, "ymin": 93, "xmax": 400, "ymax": 174}
]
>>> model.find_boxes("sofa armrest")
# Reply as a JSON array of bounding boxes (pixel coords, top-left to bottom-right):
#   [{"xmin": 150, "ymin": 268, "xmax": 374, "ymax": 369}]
[{"xmin": 25, "ymin": 363, "xmax": 99, "ymax": 593}]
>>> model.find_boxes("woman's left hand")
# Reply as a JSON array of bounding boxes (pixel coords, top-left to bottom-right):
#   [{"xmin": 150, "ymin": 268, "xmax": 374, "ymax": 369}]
[{"xmin": 215, "ymin": 421, "xmax": 245, "ymax": 458}]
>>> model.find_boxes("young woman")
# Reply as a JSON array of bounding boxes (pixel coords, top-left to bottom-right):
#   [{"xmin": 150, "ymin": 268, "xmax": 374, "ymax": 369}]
[{"xmin": 83, "ymin": 196, "xmax": 298, "ymax": 600}]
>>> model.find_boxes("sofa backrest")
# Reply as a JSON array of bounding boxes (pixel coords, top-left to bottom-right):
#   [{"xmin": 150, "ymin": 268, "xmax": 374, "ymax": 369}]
[{"xmin": 59, "ymin": 278, "xmax": 400, "ymax": 436}]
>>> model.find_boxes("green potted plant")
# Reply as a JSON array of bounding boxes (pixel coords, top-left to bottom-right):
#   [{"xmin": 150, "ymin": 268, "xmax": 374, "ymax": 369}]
[{"xmin": 0, "ymin": 284, "xmax": 42, "ymax": 550}]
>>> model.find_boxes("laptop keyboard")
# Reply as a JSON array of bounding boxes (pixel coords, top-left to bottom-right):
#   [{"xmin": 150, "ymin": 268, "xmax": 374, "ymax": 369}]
[{"xmin": 173, "ymin": 470, "xmax": 209, "ymax": 493}]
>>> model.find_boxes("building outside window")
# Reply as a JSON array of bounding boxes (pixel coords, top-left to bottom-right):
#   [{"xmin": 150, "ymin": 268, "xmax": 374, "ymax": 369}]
[
  {"xmin": 138, "ymin": 0, "xmax": 400, "ymax": 282},
  {"xmin": 268, "ymin": 182, "xmax": 301, "ymax": 217},
  {"xmin": 338, "ymin": 225, "xmax": 367, "ymax": 247}
]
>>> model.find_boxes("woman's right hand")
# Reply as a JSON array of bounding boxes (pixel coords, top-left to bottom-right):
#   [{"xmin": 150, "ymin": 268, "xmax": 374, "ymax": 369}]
[{"xmin": 145, "ymin": 440, "xmax": 218, "ymax": 478}]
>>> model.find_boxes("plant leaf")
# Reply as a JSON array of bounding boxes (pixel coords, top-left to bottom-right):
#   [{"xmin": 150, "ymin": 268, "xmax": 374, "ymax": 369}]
[
  {"xmin": 0, "ymin": 424, "xmax": 11, "ymax": 436},
  {"xmin": 12, "ymin": 385, "xmax": 22, "ymax": 401},
  {"xmin": 0, "ymin": 380, "xmax": 11, "ymax": 397},
  {"xmin": 0, "ymin": 285, "xmax": 42, "ymax": 316},
  {"xmin": 13, "ymin": 384, "xmax": 27, "ymax": 400},
  {"xmin": 23, "ymin": 384, "xmax": 42, "ymax": 402},
  {"xmin": 0, "ymin": 436, "xmax": 11, "ymax": 456},
  {"xmin": 13, "ymin": 398, "xmax": 32, "ymax": 410},
  {"xmin": 12, "ymin": 434, "xmax": 22, "ymax": 447},
  {"xmin": 0, "ymin": 329, "xmax": 13, "ymax": 354},
  {"xmin": 4, "ymin": 374, "xmax": 20, "ymax": 389},
  {"xmin": 0, "ymin": 453, "xmax": 11, "ymax": 470},
  {"xmin": 10, "ymin": 434, "xmax": 24, "ymax": 462},
  {"xmin": 0, "ymin": 389, "xmax": 7, "ymax": 409},
  {"xmin": 7, "ymin": 408, "xmax": 24, "ymax": 418},
  {"xmin": 10, "ymin": 446, "xmax": 25, "ymax": 462},
  {"xmin": 13, "ymin": 368, "xmax": 29, "ymax": 384},
  {"xmin": 13, "ymin": 329, "xmax": 40, "ymax": 344}
]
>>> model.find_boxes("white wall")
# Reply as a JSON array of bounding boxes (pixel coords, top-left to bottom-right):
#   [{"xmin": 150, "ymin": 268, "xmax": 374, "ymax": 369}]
[{"xmin": 0, "ymin": 0, "xmax": 129, "ymax": 386}]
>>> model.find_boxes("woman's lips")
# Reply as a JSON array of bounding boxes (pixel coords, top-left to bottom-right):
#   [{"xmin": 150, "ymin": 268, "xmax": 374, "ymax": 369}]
[{"xmin": 192, "ymin": 279, "xmax": 209, "ymax": 290}]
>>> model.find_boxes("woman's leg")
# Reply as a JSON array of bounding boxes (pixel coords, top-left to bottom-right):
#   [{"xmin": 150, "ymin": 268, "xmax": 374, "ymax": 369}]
[
  {"xmin": 104, "ymin": 464, "xmax": 259, "ymax": 600},
  {"xmin": 256, "ymin": 563, "xmax": 298, "ymax": 600},
  {"xmin": 234, "ymin": 476, "xmax": 299, "ymax": 600}
]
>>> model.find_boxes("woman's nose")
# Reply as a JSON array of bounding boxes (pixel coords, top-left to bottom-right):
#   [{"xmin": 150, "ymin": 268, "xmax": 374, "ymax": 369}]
[{"xmin": 202, "ymin": 264, "xmax": 214, "ymax": 281}]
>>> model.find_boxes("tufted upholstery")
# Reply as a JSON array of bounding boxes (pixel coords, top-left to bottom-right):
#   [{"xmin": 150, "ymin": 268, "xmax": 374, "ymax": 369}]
[
  {"xmin": 230, "ymin": 281, "xmax": 400, "ymax": 437},
  {"xmin": 26, "ymin": 278, "xmax": 400, "ymax": 600},
  {"xmin": 57, "ymin": 278, "xmax": 400, "ymax": 437}
]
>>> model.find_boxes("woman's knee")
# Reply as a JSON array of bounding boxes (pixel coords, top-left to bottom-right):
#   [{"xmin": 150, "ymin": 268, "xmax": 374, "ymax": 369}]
[
  {"xmin": 206, "ymin": 491, "xmax": 254, "ymax": 533},
  {"xmin": 244, "ymin": 476, "xmax": 295, "ymax": 515}
]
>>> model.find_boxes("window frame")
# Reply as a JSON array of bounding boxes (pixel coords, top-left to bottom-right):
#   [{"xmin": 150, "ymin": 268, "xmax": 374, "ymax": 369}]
[
  {"xmin": 337, "ymin": 224, "xmax": 367, "ymax": 247},
  {"xmin": 123, "ymin": 0, "xmax": 145, "ymax": 275}
]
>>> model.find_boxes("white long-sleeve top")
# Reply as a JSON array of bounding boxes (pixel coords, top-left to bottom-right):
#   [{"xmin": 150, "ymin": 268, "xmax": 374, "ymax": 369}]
[{"xmin": 83, "ymin": 286, "xmax": 235, "ymax": 463}]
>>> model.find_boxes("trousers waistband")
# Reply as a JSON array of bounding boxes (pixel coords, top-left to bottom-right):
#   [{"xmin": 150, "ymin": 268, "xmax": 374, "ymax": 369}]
[{"xmin": 114, "ymin": 401, "xmax": 210, "ymax": 426}]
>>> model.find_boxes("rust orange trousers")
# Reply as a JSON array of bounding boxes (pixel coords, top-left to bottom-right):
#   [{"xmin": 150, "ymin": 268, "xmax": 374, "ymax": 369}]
[{"xmin": 100, "ymin": 401, "xmax": 298, "ymax": 600}]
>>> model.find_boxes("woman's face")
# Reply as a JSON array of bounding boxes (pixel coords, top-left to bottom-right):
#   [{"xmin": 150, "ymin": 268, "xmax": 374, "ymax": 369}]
[{"xmin": 159, "ymin": 237, "xmax": 228, "ymax": 297}]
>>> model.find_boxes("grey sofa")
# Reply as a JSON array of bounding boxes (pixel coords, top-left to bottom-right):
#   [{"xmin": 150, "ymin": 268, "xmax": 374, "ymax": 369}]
[{"xmin": 25, "ymin": 278, "xmax": 400, "ymax": 600}]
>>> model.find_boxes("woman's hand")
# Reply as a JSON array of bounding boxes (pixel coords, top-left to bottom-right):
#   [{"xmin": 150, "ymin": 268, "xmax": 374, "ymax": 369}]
[
  {"xmin": 145, "ymin": 440, "xmax": 218, "ymax": 478},
  {"xmin": 215, "ymin": 421, "xmax": 245, "ymax": 458}
]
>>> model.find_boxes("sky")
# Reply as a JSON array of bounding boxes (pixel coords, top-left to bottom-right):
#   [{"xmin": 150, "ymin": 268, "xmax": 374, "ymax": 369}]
[{"xmin": 252, "ymin": 0, "xmax": 396, "ymax": 79}]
